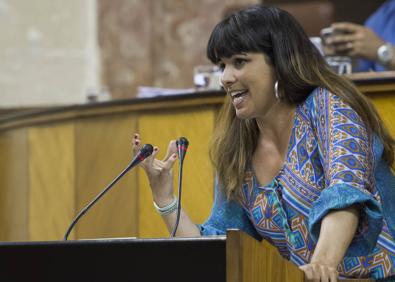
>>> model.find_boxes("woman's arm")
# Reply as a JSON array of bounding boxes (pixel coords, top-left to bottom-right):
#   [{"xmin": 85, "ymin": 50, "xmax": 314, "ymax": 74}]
[
  {"xmin": 133, "ymin": 133, "xmax": 201, "ymax": 237},
  {"xmin": 300, "ymin": 206, "xmax": 359, "ymax": 281},
  {"xmin": 301, "ymin": 90, "xmax": 383, "ymax": 281},
  {"xmin": 154, "ymin": 198, "xmax": 201, "ymax": 237}
]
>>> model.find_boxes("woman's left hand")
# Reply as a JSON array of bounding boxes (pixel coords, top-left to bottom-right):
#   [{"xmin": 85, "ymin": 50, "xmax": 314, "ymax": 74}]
[{"xmin": 299, "ymin": 262, "xmax": 338, "ymax": 282}]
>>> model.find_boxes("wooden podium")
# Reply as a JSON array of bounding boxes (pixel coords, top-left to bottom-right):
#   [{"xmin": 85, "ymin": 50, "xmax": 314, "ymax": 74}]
[{"xmin": 0, "ymin": 230, "xmax": 371, "ymax": 282}]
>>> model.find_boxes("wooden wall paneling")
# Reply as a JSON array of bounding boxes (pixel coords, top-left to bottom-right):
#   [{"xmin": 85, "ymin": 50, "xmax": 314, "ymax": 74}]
[
  {"xmin": 367, "ymin": 92, "xmax": 395, "ymax": 138},
  {"xmin": 28, "ymin": 123, "xmax": 75, "ymax": 241},
  {"xmin": 0, "ymin": 129, "xmax": 29, "ymax": 241},
  {"xmin": 138, "ymin": 106, "xmax": 216, "ymax": 238},
  {"xmin": 226, "ymin": 230, "xmax": 304, "ymax": 282},
  {"xmin": 74, "ymin": 114, "xmax": 138, "ymax": 239}
]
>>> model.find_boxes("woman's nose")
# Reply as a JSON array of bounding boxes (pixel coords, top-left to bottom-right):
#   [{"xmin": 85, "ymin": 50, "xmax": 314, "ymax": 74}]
[{"xmin": 220, "ymin": 66, "xmax": 236, "ymax": 89}]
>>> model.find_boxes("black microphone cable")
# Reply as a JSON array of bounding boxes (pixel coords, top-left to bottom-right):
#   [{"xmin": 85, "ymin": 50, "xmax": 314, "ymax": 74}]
[
  {"xmin": 171, "ymin": 137, "xmax": 189, "ymax": 237},
  {"xmin": 63, "ymin": 144, "xmax": 154, "ymax": 241}
]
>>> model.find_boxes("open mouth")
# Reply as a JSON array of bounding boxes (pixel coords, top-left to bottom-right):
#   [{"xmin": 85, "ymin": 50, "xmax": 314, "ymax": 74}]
[{"xmin": 230, "ymin": 90, "xmax": 248, "ymax": 100}]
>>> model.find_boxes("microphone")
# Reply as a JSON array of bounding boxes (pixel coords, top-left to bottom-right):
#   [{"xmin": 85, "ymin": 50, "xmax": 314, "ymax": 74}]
[
  {"xmin": 63, "ymin": 144, "xmax": 154, "ymax": 241},
  {"xmin": 171, "ymin": 137, "xmax": 189, "ymax": 237},
  {"xmin": 176, "ymin": 137, "xmax": 189, "ymax": 163},
  {"xmin": 129, "ymin": 144, "xmax": 154, "ymax": 168}
]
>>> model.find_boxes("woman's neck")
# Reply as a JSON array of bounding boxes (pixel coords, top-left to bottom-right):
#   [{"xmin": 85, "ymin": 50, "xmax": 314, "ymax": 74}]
[{"xmin": 255, "ymin": 101, "xmax": 296, "ymax": 145}]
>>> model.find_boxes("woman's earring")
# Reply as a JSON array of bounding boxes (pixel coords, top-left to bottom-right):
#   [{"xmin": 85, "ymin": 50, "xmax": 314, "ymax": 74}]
[
  {"xmin": 219, "ymin": 78, "xmax": 224, "ymax": 89},
  {"xmin": 274, "ymin": 80, "xmax": 280, "ymax": 99}
]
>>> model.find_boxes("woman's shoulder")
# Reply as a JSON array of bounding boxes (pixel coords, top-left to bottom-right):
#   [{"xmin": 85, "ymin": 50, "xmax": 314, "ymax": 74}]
[
  {"xmin": 303, "ymin": 87, "xmax": 385, "ymax": 162},
  {"xmin": 302, "ymin": 87, "xmax": 335, "ymax": 115},
  {"xmin": 303, "ymin": 87, "xmax": 338, "ymax": 105},
  {"xmin": 301, "ymin": 87, "xmax": 371, "ymax": 134},
  {"xmin": 303, "ymin": 87, "xmax": 353, "ymax": 115}
]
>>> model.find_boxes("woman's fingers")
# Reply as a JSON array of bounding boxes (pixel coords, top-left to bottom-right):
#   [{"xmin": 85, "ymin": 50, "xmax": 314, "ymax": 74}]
[
  {"xmin": 145, "ymin": 146, "xmax": 159, "ymax": 169},
  {"xmin": 131, "ymin": 134, "xmax": 178, "ymax": 174},
  {"xmin": 300, "ymin": 264, "xmax": 338, "ymax": 282},
  {"xmin": 329, "ymin": 270, "xmax": 338, "ymax": 282},
  {"xmin": 299, "ymin": 264, "xmax": 314, "ymax": 281},
  {"xmin": 162, "ymin": 140, "xmax": 179, "ymax": 171},
  {"xmin": 163, "ymin": 153, "xmax": 178, "ymax": 170},
  {"xmin": 132, "ymin": 133, "xmax": 156, "ymax": 168},
  {"xmin": 163, "ymin": 140, "xmax": 178, "ymax": 162},
  {"xmin": 132, "ymin": 133, "xmax": 142, "ymax": 154}
]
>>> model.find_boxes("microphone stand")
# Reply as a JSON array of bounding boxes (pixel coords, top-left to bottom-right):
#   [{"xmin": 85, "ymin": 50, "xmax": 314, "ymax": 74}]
[
  {"xmin": 171, "ymin": 158, "xmax": 184, "ymax": 237},
  {"xmin": 64, "ymin": 144, "xmax": 153, "ymax": 241},
  {"xmin": 171, "ymin": 138, "xmax": 188, "ymax": 237},
  {"xmin": 64, "ymin": 162, "xmax": 134, "ymax": 240}
]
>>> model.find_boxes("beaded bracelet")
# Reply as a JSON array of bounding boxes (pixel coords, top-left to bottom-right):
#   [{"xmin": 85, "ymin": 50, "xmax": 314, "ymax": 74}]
[{"xmin": 153, "ymin": 197, "xmax": 178, "ymax": 216}]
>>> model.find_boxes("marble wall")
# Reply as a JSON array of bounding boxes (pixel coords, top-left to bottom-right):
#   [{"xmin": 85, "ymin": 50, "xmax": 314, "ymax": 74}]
[
  {"xmin": 0, "ymin": 0, "xmax": 101, "ymax": 107},
  {"xmin": 98, "ymin": 0, "xmax": 259, "ymax": 100},
  {"xmin": 0, "ymin": 1, "xmax": 385, "ymax": 106}
]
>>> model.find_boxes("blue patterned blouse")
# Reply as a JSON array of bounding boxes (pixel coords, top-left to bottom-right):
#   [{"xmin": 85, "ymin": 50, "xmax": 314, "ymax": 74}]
[{"xmin": 200, "ymin": 88, "xmax": 395, "ymax": 280}]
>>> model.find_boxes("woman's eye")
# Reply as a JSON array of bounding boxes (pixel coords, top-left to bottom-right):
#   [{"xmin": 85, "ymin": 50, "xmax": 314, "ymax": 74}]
[
  {"xmin": 218, "ymin": 63, "xmax": 225, "ymax": 71},
  {"xmin": 234, "ymin": 58, "xmax": 247, "ymax": 68}
]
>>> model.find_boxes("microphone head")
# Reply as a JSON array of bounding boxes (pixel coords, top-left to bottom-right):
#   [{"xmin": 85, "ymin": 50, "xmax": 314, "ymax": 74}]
[
  {"xmin": 130, "ymin": 144, "xmax": 154, "ymax": 167},
  {"xmin": 140, "ymin": 144, "xmax": 154, "ymax": 158},
  {"xmin": 176, "ymin": 137, "xmax": 189, "ymax": 162},
  {"xmin": 176, "ymin": 137, "xmax": 189, "ymax": 148}
]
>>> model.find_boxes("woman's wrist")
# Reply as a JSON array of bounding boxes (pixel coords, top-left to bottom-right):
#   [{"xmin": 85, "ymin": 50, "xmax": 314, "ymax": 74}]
[
  {"xmin": 153, "ymin": 195, "xmax": 175, "ymax": 208},
  {"xmin": 153, "ymin": 196, "xmax": 178, "ymax": 216},
  {"xmin": 149, "ymin": 181, "xmax": 174, "ymax": 207}
]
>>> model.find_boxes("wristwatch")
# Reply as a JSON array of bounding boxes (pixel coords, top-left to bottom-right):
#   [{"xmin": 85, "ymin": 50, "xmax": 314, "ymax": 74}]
[{"xmin": 377, "ymin": 42, "xmax": 394, "ymax": 66}]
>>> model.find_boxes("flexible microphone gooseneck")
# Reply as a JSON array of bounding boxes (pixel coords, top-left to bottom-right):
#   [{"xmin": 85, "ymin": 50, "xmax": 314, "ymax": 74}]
[
  {"xmin": 63, "ymin": 144, "xmax": 154, "ymax": 241},
  {"xmin": 171, "ymin": 137, "xmax": 189, "ymax": 237}
]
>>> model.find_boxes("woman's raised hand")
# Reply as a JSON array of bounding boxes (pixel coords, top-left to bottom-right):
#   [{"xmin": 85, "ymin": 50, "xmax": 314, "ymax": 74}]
[{"xmin": 132, "ymin": 133, "xmax": 178, "ymax": 207}]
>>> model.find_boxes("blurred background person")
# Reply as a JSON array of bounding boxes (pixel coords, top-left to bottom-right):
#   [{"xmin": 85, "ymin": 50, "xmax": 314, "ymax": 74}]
[{"xmin": 322, "ymin": 0, "xmax": 395, "ymax": 72}]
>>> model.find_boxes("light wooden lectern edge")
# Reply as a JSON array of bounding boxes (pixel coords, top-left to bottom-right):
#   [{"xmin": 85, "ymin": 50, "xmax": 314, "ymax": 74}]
[{"xmin": 225, "ymin": 229, "xmax": 373, "ymax": 282}]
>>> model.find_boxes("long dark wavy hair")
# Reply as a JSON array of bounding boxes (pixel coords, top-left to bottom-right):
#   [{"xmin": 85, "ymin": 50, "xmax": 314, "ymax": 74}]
[{"xmin": 207, "ymin": 4, "xmax": 395, "ymax": 200}]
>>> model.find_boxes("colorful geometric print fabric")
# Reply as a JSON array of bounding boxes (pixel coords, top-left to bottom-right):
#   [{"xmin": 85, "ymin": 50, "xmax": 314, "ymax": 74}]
[
  {"xmin": 200, "ymin": 87, "xmax": 395, "ymax": 280},
  {"xmin": 241, "ymin": 88, "xmax": 395, "ymax": 279}
]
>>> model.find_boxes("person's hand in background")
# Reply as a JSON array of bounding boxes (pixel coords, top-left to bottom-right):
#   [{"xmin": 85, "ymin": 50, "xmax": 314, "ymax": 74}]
[{"xmin": 322, "ymin": 22, "xmax": 385, "ymax": 61}]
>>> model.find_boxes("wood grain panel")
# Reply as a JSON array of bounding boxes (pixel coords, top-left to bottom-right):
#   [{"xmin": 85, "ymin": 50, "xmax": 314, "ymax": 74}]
[
  {"xmin": 226, "ymin": 230, "xmax": 372, "ymax": 282},
  {"xmin": 74, "ymin": 114, "xmax": 138, "ymax": 239},
  {"xmin": 367, "ymin": 92, "xmax": 395, "ymax": 138},
  {"xmin": 226, "ymin": 230, "xmax": 304, "ymax": 282},
  {"xmin": 0, "ymin": 94, "xmax": 225, "ymax": 132},
  {"xmin": 138, "ymin": 107, "xmax": 215, "ymax": 237},
  {"xmin": 28, "ymin": 124, "xmax": 75, "ymax": 241},
  {"xmin": 0, "ymin": 129, "xmax": 28, "ymax": 241}
]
